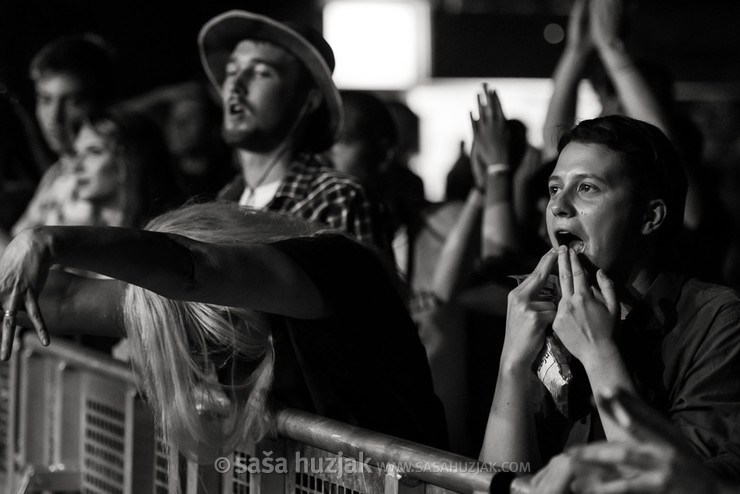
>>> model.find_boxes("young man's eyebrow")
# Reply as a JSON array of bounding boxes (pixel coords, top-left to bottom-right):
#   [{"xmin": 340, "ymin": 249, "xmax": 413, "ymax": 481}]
[
  {"xmin": 227, "ymin": 55, "xmax": 280, "ymax": 68},
  {"xmin": 549, "ymin": 172, "xmax": 606, "ymax": 183}
]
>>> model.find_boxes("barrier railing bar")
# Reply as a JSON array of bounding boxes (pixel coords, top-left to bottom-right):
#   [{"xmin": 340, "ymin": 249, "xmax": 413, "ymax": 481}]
[
  {"xmin": 22, "ymin": 335, "xmax": 136, "ymax": 385},
  {"xmin": 275, "ymin": 408, "xmax": 502, "ymax": 494},
  {"xmin": 20, "ymin": 334, "xmax": 516, "ymax": 494}
]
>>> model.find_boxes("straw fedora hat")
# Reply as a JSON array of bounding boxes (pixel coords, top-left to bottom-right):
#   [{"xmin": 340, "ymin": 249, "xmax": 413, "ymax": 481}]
[{"xmin": 198, "ymin": 10, "xmax": 342, "ymax": 148}]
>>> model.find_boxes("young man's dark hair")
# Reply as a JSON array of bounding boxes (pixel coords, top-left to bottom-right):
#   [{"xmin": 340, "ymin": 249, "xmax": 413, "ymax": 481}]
[{"xmin": 30, "ymin": 33, "xmax": 116, "ymax": 108}]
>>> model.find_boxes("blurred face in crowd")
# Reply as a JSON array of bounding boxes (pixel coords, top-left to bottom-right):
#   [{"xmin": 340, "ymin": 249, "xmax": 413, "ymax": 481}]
[
  {"xmin": 546, "ymin": 141, "xmax": 644, "ymax": 275},
  {"xmin": 35, "ymin": 72, "xmax": 94, "ymax": 156},
  {"xmin": 221, "ymin": 40, "xmax": 306, "ymax": 151},
  {"xmin": 166, "ymin": 98, "xmax": 208, "ymax": 156},
  {"xmin": 328, "ymin": 140, "xmax": 377, "ymax": 186},
  {"xmin": 73, "ymin": 123, "xmax": 120, "ymax": 202}
]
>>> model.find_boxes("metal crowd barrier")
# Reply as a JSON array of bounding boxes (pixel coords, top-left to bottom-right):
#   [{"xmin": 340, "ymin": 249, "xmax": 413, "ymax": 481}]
[{"xmin": 0, "ymin": 333, "xmax": 529, "ymax": 494}]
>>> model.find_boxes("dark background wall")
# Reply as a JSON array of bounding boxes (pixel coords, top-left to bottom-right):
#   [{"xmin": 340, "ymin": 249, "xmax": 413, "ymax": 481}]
[
  {"xmin": 433, "ymin": 2, "xmax": 740, "ymax": 81},
  {"xmin": 2, "ymin": 0, "xmax": 740, "ymax": 106},
  {"xmin": 0, "ymin": 0, "xmax": 320, "ymax": 107}
]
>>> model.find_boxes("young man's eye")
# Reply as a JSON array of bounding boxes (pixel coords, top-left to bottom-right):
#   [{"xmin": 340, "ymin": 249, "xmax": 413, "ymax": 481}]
[
  {"xmin": 253, "ymin": 68, "xmax": 273, "ymax": 78},
  {"xmin": 548, "ymin": 185, "xmax": 561, "ymax": 196},
  {"xmin": 578, "ymin": 183, "xmax": 599, "ymax": 193}
]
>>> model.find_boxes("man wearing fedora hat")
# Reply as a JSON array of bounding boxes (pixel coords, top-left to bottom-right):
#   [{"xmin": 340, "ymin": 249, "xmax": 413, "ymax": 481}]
[{"xmin": 199, "ymin": 10, "xmax": 389, "ymax": 250}]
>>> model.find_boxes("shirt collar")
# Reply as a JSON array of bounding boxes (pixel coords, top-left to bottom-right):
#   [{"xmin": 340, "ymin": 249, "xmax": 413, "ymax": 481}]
[
  {"xmin": 272, "ymin": 154, "xmax": 323, "ymax": 200},
  {"xmin": 624, "ymin": 272, "xmax": 685, "ymax": 335}
]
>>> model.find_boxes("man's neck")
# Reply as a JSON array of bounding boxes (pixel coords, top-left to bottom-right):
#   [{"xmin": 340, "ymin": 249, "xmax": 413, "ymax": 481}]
[
  {"xmin": 236, "ymin": 145, "xmax": 294, "ymax": 190},
  {"xmin": 617, "ymin": 259, "xmax": 660, "ymax": 319}
]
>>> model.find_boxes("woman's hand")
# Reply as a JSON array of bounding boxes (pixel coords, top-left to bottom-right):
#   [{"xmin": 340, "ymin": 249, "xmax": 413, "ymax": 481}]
[
  {"xmin": 502, "ymin": 248, "xmax": 558, "ymax": 369},
  {"xmin": 0, "ymin": 228, "xmax": 53, "ymax": 360},
  {"xmin": 470, "ymin": 83, "xmax": 509, "ymax": 189},
  {"xmin": 552, "ymin": 246, "xmax": 620, "ymax": 370}
]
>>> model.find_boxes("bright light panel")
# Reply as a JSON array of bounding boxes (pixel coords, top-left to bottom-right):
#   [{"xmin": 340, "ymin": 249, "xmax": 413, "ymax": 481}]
[{"xmin": 323, "ymin": 0, "xmax": 430, "ymax": 89}]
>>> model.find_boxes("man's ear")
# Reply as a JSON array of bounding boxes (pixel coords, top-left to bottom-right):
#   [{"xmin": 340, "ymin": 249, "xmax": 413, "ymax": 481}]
[{"xmin": 641, "ymin": 199, "xmax": 667, "ymax": 235}]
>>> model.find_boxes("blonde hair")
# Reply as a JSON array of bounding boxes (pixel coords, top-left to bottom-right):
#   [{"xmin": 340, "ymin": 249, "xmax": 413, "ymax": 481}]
[{"xmin": 122, "ymin": 201, "xmax": 323, "ymax": 460}]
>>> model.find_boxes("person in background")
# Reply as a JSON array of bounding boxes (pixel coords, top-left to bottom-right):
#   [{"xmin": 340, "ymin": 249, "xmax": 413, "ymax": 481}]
[
  {"xmin": 11, "ymin": 33, "xmax": 116, "ymax": 238},
  {"xmin": 68, "ymin": 109, "xmax": 183, "ymax": 228},
  {"xmin": 326, "ymin": 90, "xmax": 399, "ymax": 255},
  {"xmin": 122, "ymin": 80, "xmax": 234, "ymax": 201},
  {"xmin": 424, "ymin": 84, "xmax": 530, "ymax": 456},
  {"xmin": 201, "ymin": 11, "xmax": 389, "ymax": 252},
  {"xmin": 44, "ymin": 108, "xmax": 184, "ymax": 355},
  {"xmin": 0, "ymin": 82, "xmax": 48, "ymax": 246}
]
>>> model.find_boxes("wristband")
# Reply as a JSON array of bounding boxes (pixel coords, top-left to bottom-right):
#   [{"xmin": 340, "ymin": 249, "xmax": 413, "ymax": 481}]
[{"xmin": 487, "ymin": 163, "xmax": 510, "ymax": 175}]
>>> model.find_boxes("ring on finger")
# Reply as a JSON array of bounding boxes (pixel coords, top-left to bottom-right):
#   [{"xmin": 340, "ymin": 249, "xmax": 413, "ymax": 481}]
[{"xmin": 4, "ymin": 310, "xmax": 16, "ymax": 318}]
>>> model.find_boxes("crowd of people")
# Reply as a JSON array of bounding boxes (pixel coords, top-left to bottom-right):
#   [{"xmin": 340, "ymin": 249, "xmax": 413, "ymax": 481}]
[{"xmin": 1, "ymin": 1, "xmax": 740, "ymax": 492}]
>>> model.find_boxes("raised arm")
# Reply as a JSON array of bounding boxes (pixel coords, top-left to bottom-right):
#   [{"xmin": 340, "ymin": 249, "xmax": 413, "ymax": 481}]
[
  {"xmin": 0, "ymin": 224, "xmax": 328, "ymax": 359},
  {"xmin": 590, "ymin": 0, "xmax": 672, "ymax": 137},
  {"xmin": 542, "ymin": 0, "xmax": 593, "ymax": 162},
  {"xmin": 473, "ymin": 87, "xmax": 519, "ymax": 259},
  {"xmin": 431, "ymin": 84, "xmax": 516, "ymax": 302}
]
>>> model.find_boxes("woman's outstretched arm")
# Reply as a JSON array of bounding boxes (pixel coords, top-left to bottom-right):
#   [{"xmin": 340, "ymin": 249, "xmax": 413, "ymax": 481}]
[{"xmin": 0, "ymin": 225, "xmax": 329, "ymax": 359}]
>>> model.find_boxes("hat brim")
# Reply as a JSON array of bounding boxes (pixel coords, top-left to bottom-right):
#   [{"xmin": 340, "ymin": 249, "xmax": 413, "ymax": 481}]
[{"xmin": 198, "ymin": 10, "xmax": 342, "ymax": 144}]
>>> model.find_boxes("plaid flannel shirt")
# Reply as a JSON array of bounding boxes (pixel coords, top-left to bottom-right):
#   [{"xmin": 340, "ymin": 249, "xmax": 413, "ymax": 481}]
[{"xmin": 218, "ymin": 154, "xmax": 388, "ymax": 249}]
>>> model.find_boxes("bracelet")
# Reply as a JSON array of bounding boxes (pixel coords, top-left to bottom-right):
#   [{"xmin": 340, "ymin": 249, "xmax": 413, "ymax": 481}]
[{"xmin": 487, "ymin": 163, "xmax": 510, "ymax": 175}]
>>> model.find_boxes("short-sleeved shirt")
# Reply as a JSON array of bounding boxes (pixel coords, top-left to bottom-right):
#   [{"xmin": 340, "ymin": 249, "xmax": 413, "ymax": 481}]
[
  {"xmin": 265, "ymin": 233, "xmax": 448, "ymax": 449},
  {"xmin": 536, "ymin": 272, "xmax": 740, "ymax": 479},
  {"xmin": 218, "ymin": 154, "xmax": 390, "ymax": 253}
]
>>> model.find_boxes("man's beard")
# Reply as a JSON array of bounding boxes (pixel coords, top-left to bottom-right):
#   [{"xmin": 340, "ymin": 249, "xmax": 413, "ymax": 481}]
[{"xmin": 222, "ymin": 125, "xmax": 286, "ymax": 153}]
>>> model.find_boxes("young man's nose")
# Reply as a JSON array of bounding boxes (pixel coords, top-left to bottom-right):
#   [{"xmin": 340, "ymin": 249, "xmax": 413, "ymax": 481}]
[
  {"xmin": 549, "ymin": 190, "xmax": 576, "ymax": 217},
  {"xmin": 231, "ymin": 69, "xmax": 254, "ymax": 95},
  {"xmin": 72, "ymin": 155, "xmax": 86, "ymax": 173}
]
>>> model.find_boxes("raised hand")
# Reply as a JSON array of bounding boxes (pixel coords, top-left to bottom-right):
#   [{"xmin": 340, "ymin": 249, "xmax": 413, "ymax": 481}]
[
  {"xmin": 502, "ymin": 248, "xmax": 558, "ymax": 369},
  {"xmin": 565, "ymin": 0, "xmax": 593, "ymax": 54},
  {"xmin": 552, "ymin": 246, "xmax": 620, "ymax": 369},
  {"xmin": 470, "ymin": 83, "xmax": 509, "ymax": 189},
  {"xmin": 590, "ymin": 0, "xmax": 626, "ymax": 51},
  {"xmin": 0, "ymin": 228, "xmax": 52, "ymax": 360}
]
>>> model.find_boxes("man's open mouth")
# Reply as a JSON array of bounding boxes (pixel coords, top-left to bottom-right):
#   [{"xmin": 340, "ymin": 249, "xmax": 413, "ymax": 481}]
[
  {"xmin": 555, "ymin": 231, "xmax": 585, "ymax": 254},
  {"xmin": 228, "ymin": 101, "xmax": 245, "ymax": 115}
]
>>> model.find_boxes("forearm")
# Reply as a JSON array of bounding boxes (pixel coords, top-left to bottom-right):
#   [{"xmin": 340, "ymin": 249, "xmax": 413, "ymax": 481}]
[
  {"xmin": 598, "ymin": 42, "xmax": 672, "ymax": 138},
  {"xmin": 45, "ymin": 226, "xmax": 196, "ymax": 296},
  {"xmin": 584, "ymin": 349, "xmax": 637, "ymax": 441},
  {"xmin": 41, "ymin": 226, "xmax": 327, "ymax": 318},
  {"xmin": 431, "ymin": 189, "xmax": 483, "ymax": 302},
  {"xmin": 480, "ymin": 362, "xmax": 542, "ymax": 468},
  {"xmin": 543, "ymin": 47, "xmax": 591, "ymax": 161},
  {"xmin": 37, "ymin": 270, "xmax": 125, "ymax": 337},
  {"xmin": 482, "ymin": 166, "xmax": 518, "ymax": 258}
]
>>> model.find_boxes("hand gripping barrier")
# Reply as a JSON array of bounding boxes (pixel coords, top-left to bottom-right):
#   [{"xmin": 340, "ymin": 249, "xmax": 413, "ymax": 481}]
[{"xmin": 1, "ymin": 333, "xmax": 527, "ymax": 493}]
